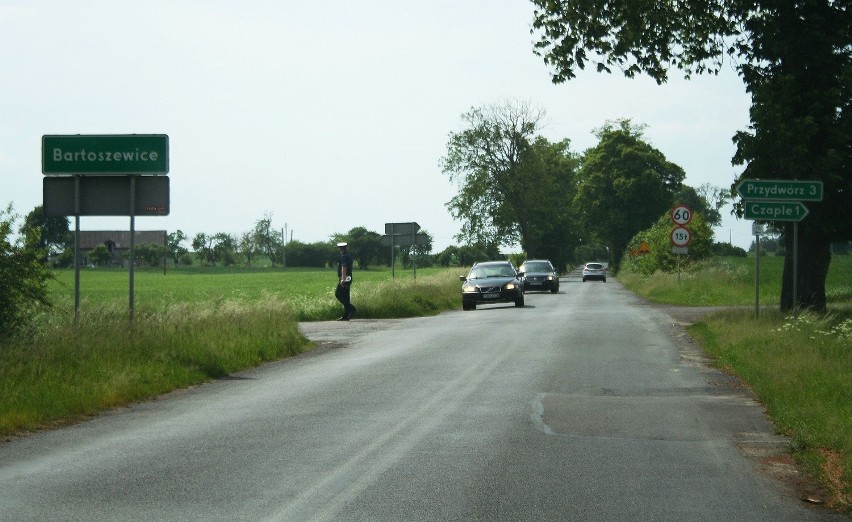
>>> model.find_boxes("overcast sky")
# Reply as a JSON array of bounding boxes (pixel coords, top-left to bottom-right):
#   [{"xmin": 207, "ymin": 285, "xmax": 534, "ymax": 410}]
[{"xmin": 1, "ymin": 1, "xmax": 755, "ymax": 252}]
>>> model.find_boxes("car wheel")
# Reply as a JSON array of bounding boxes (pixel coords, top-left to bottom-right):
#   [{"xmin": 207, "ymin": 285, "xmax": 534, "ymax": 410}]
[
  {"xmin": 602, "ymin": 278, "xmax": 606, "ymax": 283},
  {"xmin": 463, "ymin": 301, "xmax": 476, "ymax": 311},
  {"xmin": 582, "ymin": 277, "xmax": 587, "ymax": 282},
  {"xmin": 515, "ymin": 295, "xmax": 525, "ymax": 307},
  {"xmin": 550, "ymin": 284, "xmax": 559, "ymax": 294}
]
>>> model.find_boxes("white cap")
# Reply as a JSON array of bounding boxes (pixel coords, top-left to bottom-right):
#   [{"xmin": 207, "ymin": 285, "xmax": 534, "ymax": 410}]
[{"xmin": 337, "ymin": 242, "xmax": 347, "ymax": 247}]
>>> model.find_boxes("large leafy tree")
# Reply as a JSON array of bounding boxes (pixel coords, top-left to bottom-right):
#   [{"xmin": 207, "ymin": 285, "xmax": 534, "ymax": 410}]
[
  {"xmin": 441, "ymin": 100, "xmax": 579, "ymax": 261},
  {"xmin": 575, "ymin": 120, "xmax": 685, "ymax": 271},
  {"xmin": 442, "ymin": 101, "xmax": 544, "ymax": 248},
  {"xmin": 531, "ymin": 0, "xmax": 850, "ymax": 311},
  {"xmin": 515, "ymin": 136, "xmax": 581, "ymax": 269}
]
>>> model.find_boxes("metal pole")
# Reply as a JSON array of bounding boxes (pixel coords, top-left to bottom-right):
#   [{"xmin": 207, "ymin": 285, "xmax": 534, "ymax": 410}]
[
  {"xmin": 129, "ymin": 176, "xmax": 136, "ymax": 322},
  {"xmin": 74, "ymin": 175, "xmax": 80, "ymax": 322},
  {"xmin": 391, "ymin": 223, "xmax": 395, "ymax": 279},
  {"xmin": 756, "ymin": 235, "xmax": 761, "ymax": 318},
  {"xmin": 412, "ymin": 228, "xmax": 417, "ymax": 279},
  {"xmin": 792, "ymin": 222, "xmax": 799, "ymax": 318}
]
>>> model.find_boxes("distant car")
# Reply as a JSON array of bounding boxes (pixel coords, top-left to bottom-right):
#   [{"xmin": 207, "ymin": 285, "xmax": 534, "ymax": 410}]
[
  {"xmin": 460, "ymin": 261, "xmax": 525, "ymax": 311},
  {"xmin": 519, "ymin": 259, "xmax": 559, "ymax": 293},
  {"xmin": 582, "ymin": 262, "xmax": 607, "ymax": 282}
]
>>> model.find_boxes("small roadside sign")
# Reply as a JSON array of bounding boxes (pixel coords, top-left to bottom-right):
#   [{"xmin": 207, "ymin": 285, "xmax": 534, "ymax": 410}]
[
  {"xmin": 670, "ymin": 226, "xmax": 691, "ymax": 247},
  {"xmin": 670, "ymin": 205, "xmax": 692, "ymax": 226}
]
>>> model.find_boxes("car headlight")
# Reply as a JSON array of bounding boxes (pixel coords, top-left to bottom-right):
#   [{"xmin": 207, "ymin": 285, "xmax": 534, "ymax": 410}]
[
  {"xmin": 462, "ymin": 284, "xmax": 478, "ymax": 293},
  {"xmin": 504, "ymin": 283, "xmax": 516, "ymax": 291},
  {"xmin": 546, "ymin": 275, "xmax": 554, "ymax": 281}
]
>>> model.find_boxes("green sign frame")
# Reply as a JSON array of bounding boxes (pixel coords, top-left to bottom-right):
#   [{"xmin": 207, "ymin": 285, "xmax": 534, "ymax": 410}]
[
  {"xmin": 42, "ymin": 134, "xmax": 169, "ymax": 175},
  {"xmin": 736, "ymin": 179, "xmax": 823, "ymax": 201},
  {"xmin": 744, "ymin": 201, "xmax": 810, "ymax": 222}
]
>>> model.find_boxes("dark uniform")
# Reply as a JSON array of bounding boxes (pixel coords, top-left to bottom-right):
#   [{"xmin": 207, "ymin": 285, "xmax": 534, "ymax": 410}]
[{"xmin": 335, "ymin": 242, "xmax": 356, "ymax": 320}]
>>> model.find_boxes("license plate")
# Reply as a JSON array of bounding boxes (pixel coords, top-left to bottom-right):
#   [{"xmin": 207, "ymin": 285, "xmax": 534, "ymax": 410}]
[
  {"xmin": 483, "ymin": 292, "xmax": 499, "ymax": 299},
  {"xmin": 529, "ymin": 281, "xmax": 542, "ymax": 285}
]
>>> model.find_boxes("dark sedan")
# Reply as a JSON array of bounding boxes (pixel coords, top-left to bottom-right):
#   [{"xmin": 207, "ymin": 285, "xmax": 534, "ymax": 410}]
[
  {"xmin": 460, "ymin": 261, "xmax": 525, "ymax": 311},
  {"xmin": 519, "ymin": 259, "xmax": 560, "ymax": 293}
]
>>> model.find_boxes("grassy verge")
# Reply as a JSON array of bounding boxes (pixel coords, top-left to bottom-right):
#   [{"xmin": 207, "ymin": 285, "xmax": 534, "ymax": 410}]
[
  {"xmin": 620, "ymin": 255, "xmax": 851, "ymax": 511},
  {"xmin": 1, "ymin": 268, "xmax": 462, "ymax": 436}
]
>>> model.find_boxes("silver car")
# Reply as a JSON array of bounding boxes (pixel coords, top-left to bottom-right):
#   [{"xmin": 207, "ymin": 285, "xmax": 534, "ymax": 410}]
[{"xmin": 582, "ymin": 262, "xmax": 607, "ymax": 282}]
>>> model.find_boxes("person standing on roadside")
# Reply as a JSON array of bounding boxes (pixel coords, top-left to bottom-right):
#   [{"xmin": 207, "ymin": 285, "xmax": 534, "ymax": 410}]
[{"xmin": 335, "ymin": 242, "xmax": 356, "ymax": 321}]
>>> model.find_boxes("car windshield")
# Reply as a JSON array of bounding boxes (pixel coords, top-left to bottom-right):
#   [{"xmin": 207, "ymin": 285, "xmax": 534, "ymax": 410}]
[
  {"xmin": 468, "ymin": 265, "xmax": 515, "ymax": 279},
  {"xmin": 586, "ymin": 263, "xmax": 603, "ymax": 270},
  {"xmin": 522, "ymin": 262, "xmax": 550, "ymax": 272}
]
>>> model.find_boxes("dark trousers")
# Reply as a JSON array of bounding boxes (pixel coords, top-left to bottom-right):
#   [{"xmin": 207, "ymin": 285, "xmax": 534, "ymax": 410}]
[{"xmin": 335, "ymin": 283, "xmax": 354, "ymax": 316}]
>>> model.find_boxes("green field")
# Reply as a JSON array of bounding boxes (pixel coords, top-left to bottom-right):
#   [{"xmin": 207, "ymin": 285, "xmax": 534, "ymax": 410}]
[
  {"xmin": 618, "ymin": 254, "xmax": 852, "ymax": 307},
  {"xmin": 47, "ymin": 266, "xmax": 460, "ymax": 321}
]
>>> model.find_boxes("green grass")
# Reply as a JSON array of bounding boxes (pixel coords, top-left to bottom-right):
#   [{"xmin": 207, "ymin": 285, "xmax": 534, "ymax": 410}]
[
  {"xmin": 621, "ymin": 254, "xmax": 852, "ymax": 511},
  {"xmin": 47, "ymin": 266, "xmax": 460, "ymax": 321},
  {"xmin": 1, "ymin": 267, "xmax": 462, "ymax": 436}
]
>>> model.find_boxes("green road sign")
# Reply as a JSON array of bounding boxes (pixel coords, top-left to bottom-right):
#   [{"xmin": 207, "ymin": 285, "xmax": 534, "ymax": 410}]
[
  {"xmin": 42, "ymin": 134, "xmax": 169, "ymax": 175},
  {"xmin": 744, "ymin": 201, "xmax": 810, "ymax": 221},
  {"xmin": 736, "ymin": 179, "xmax": 823, "ymax": 201}
]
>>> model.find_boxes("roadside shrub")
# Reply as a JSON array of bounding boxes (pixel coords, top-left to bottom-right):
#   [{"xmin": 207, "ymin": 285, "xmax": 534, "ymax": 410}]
[{"xmin": 0, "ymin": 205, "xmax": 52, "ymax": 340}]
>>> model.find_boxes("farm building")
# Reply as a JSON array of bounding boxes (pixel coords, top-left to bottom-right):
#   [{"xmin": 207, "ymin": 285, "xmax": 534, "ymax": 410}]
[{"xmin": 78, "ymin": 230, "xmax": 166, "ymax": 267}]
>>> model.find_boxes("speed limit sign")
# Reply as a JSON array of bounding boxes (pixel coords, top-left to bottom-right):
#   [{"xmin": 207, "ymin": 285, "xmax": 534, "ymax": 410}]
[
  {"xmin": 671, "ymin": 226, "xmax": 691, "ymax": 247},
  {"xmin": 671, "ymin": 205, "xmax": 693, "ymax": 225}
]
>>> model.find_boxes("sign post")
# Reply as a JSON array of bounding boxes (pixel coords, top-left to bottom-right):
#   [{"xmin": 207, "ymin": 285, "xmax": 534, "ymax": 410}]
[
  {"xmin": 738, "ymin": 178, "xmax": 823, "ymax": 316},
  {"xmin": 383, "ymin": 222, "xmax": 421, "ymax": 278}
]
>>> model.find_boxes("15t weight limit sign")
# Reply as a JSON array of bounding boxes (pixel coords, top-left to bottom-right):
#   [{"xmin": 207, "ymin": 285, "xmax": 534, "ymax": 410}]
[{"xmin": 670, "ymin": 226, "xmax": 691, "ymax": 247}]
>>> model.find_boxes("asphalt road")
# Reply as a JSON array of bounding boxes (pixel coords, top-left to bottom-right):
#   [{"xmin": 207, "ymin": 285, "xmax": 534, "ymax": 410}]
[{"xmin": 0, "ymin": 277, "xmax": 843, "ymax": 521}]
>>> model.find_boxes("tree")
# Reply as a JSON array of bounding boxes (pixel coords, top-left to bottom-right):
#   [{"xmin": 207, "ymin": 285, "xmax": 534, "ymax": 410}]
[
  {"xmin": 22, "ymin": 206, "xmax": 69, "ymax": 261},
  {"xmin": 441, "ymin": 100, "xmax": 546, "ymax": 249},
  {"xmin": 284, "ymin": 240, "xmax": 331, "ymax": 268},
  {"xmin": 253, "ymin": 213, "xmax": 283, "ymax": 266},
  {"xmin": 530, "ymin": 0, "xmax": 850, "ymax": 311},
  {"xmin": 622, "ymin": 212, "xmax": 713, "ymax": 275},
  {"xmin": 342, "ymin": 227, "xmax": 384, "ymax": 270},
  {"xmin": 516, "ymin": 137, "xmax": 581, "ymax": 269},
  {"xmin": 192, "ymin": 233, "xmax": 215, "ymax": 267},
  {"xmin": 673, "ymin": 184, "xmax": 728, "ymax": 228},
  {"xmin": 89, "ymin": 245, "xmax": 111, "ymax": 267},
  {"xmin": 1, "ymin": 205, "xmax": 51, "ymax": 339},
  {"xmin": 166, "ymin": 230, "xmax": 188, "ymax": 267},
  {"xmin": 575, "ymin": 120, "xmax": 685, "ymax": 271}
]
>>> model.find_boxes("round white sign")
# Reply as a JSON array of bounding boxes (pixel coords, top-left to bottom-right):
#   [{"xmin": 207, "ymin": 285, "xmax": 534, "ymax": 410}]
[
  {"xmin": 670, "ymin": 226, "xmax": 691, "ymax": 247},
  {"xmin": 671, "ymin": 205, "xmax": 693, "ymax": 226}
]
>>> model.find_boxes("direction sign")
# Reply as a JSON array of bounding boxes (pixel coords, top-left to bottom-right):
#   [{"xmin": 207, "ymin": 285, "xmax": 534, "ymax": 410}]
[
  {"xmin": 384, "ymin": 222, "xmax": 420, "ymax": 236},
  {"xmin": 381, "ymin": 233, "xmax": 429, "ymax": 247},
  {"xmin": 42, "ymin": 134, "xmax": 169, "ymax": 175},
  {"xmin": 670, "ymin": 226, "xmax": 691, "ymax": 247},
  {"xmin": 744, "ymin": 201, "xmax": 810, "ymax": 222},
  {"xmin": 736, "ymin": 179, "xmax": 823, "ymax": 201},
  {"xmin": 670, "ymin": 205, "xmax": 692, "ymax": 225}
]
